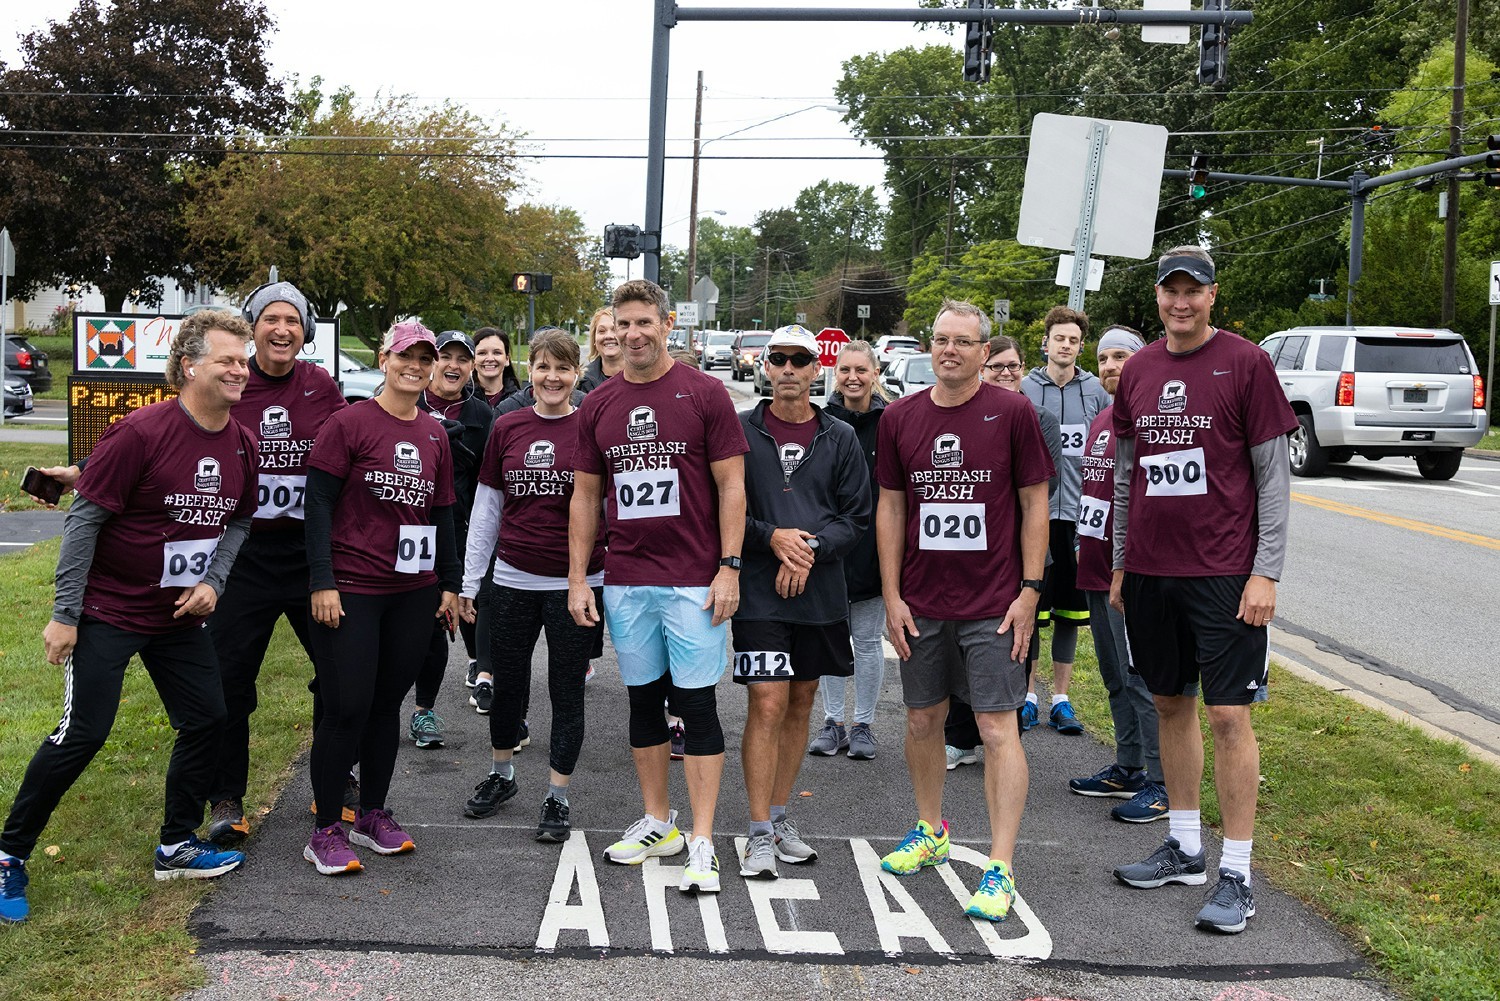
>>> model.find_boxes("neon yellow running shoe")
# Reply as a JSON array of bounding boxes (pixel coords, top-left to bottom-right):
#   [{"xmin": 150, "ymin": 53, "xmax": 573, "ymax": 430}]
[
  {"xmin": 964, "ymin": 860, "xmax": 1017, "ymax": 922},
  {"xmin": 880, "ymin": 819, "xmax": 950, "ymax": 874}
]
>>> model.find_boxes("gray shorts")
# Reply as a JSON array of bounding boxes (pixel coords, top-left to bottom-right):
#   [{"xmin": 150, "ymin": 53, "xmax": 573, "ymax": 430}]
[{"xmin": 899, "ymin": 616, "xmax": 1028, "ymax": 713}]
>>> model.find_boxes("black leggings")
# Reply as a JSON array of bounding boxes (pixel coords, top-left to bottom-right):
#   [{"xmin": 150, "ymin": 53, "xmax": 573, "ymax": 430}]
[
  {"xmin": 488, "ymin": 583, "xmax": 601, "ymax": 776},
  {"xmin": 308, "ymin": 585, "xmax": 437, "ymax": 827}
]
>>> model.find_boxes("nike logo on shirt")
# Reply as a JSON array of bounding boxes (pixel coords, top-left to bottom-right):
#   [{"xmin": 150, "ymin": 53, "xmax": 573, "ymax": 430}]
[
  {"xmin": 1214, "ymin": 370, "xmax": 1233, "ymax": 376},
  {"xmin": 676, "ymin": 392, "xmax": 693, "ymax": 399},
  {"xmin": 304, "ymin": 389, "xmax": 318, "ymax": 396},
  {"xmin": 983, "ymin": 415, "xmax": 999, "ymax": 422}
]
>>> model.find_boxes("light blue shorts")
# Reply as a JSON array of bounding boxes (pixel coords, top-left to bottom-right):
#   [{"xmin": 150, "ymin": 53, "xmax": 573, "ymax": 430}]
[{"xmin": 603, "ymin": 585, "xmax": 728, "ymax": 689}]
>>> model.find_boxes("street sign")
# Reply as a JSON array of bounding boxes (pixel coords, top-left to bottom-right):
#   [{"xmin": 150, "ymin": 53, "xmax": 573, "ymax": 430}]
[
  {"xmin": 856, "ymin": 304, "xmax": 871, "ymax": 319},
  {"xmin": 674, "ymin": 301, "xmax": 699, "ymax": 327},
  {"xmin": 795, "ymin": 312, "xmax": 808, "ymax": 324},
  {"xmin": 993, "ymin": 299, "xmax": 1011, "ymax": 324},
  {"xmin": 816, "ymin": 327, "xmax": 849, "ymax": 368},
  {"xmin": 0, "ymin": 227, "xmax": 14, "ymax": 277},
  {"xmin": 1141, "ymin": 0, "xmax": 1191, "ymax": 44},
  {"xmin": 1490, "ymin": 260, "xmax": 1500, "ymax": 305},
  {"xmin": 1055, "ymin": 255, "xmax": 1104, "ymax": 292}
]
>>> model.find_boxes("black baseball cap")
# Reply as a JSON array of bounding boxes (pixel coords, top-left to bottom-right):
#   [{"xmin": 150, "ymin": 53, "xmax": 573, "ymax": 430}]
[
  {"xmin": 1156, "ymin": 255, "xmax": 1216, "ymax": 285},
  {"xmin": 435, "ymin": 330, "xmax": 476, "ymax": 356}
]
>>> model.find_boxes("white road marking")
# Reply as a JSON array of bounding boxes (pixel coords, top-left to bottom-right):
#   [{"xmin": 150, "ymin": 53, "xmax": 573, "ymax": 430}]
[
  {"xmin": 734, "ymin": 836, "xmax": 844, "ymax": 955},
  {"xmin": 640, "ymin": 856, "xmax": 729, "ymax": 954},
  {"xmin": 535, "ymin": 833, "xmax": 609, "ymax": 949},
  {"xmin": 850, "ymin": 838, "xmax": 952, "ymax": 956},
  {"xmin": 937, "ymin": 845, "xmax": 1053, "ymax": 960}
]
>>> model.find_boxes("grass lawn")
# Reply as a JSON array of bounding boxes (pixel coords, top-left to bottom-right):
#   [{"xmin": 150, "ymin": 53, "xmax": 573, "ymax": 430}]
[
  {"xmin": 1477, "ymin": 425, "xmax": 1500, "ymax": 451},
  {"xmin": 0, "ymin": 540, "xmax": 316, "ymax": 1001},
  {"xmin": 0, "ymin": 442, "xmax": 70, "ymax": 511},
  {"xmin": 1042, "ymin": 631, "xmax": 1499, "ymax": 1001}
]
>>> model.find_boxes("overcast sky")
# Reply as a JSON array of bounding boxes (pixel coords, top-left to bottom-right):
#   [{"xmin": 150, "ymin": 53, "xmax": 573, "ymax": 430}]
[{"xmin": 6, "ymin": 1, "xmax": 966, "ymax": 282}]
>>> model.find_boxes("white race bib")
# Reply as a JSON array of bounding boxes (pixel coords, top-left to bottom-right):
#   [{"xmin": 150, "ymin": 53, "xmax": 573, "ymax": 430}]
[
  {"xmin": 255, "ymin": 473, "xmax": 307, "ymax": 520},
  {"xmin": 1059, "ymin": 423, "xmax": 1088, "ymax": 457},
  {"xmin": 733, "ymin": 650, "xmax": 793, "ymax": 679},
  {"xmin": 1077, "ymin": 495, "xmax": 1111, "ymax": 540},
  {"xmin": 161, "ymin": 538, "xmax": 218, "ymax": 587},
  {"xmin": 1140, "ymin": 447, "xmax": 1208, "ymax": 497},
  {"xmin": 395, "ymin": 524, "xmax": 437, "ymax": 573},
  {"xmin": 918, "ymin": 502, "xmax": 987, "ymax": 551},
  {"xmin": 613, "ymin": 468, "xmax": 682, "ymax": 521}
]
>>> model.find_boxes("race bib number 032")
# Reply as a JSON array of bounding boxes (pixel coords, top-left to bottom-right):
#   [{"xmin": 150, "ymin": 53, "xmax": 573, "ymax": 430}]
[
  {"xmin": 614, "ymin": 468, "xmax": 681, "ymax": 521},
  {"xmin": 256, "ymin": 473, "xmax": 307, "ymax": 520},
  {"xmin": 918, "ymin": 502, "xmax": 986, "ymax": 551},
  {"xmin": 161, "ymin": 537, "xmax": 219, "ymax": 587},
  {"xmin": 1140, "ymin": 446, "xmax": 1208, "ymax": 497},
  {"xmin": 395, "ymin": 524, "xmax": 436, "ymax": 573},
  {"xmin": 1077, "ymin": 495, "xmax": 1110, "ymax": 539},
  {"xmin": 733, "ymin": 650, "xmax": 793, "ymax": 679}
]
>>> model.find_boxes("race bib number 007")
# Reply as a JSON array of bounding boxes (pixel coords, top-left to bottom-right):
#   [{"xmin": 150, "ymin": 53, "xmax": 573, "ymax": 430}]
[
  {"xmin": 395, "ymin": 524, "xmax": 436, "ymax": 573},
  {"xmin": 256, "ymin": 474, "xmax": 307, "ymax": 520},
  {"xmin": 1077, "ymin": 495, "xmax": 1110, "ymax": 540},
  {"xmin": 613, "ymin": 468, "xmax": 681, "ymax": 521},
  {"xmin": 918, "ymin": 502, "xmax": 986, "ymax": 551},
  {"xmin": 161, "ymin": 538, "xmax": 218, "ymax": 587},
  {"xmin": 1140, "ymin": 446, "xmax": 1208, "ymax": 497},
  {"xmin": 733, "ymin": 650, "xmax": 793, "ymax": 679}
]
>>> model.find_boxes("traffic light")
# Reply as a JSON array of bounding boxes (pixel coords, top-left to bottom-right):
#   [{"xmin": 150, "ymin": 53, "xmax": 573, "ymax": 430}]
[
  {"xmin": 1198, "ymin": 0, "xmax": 1227, "ymax": 85},
  {"xmin": 534, "ymin": 273, "xmax": 553, "ymax": 292},
  {"xmin": 603, "ymin": 223, "xmax": 643, "ymax": 259},
  {"xmin": 510, "ymin": 273, "xmax": 554, "ymax": 293},
  {"xmin": 963, "ymin": 0, "xmax": 992, "ymax": 84},
  {"xmin": 1189, "ymin": 152, "xmax": 1209, "ymax": 199},
  {"xmin": 511, "ymin": 273, "xmax": 531, "ymax": 293}
]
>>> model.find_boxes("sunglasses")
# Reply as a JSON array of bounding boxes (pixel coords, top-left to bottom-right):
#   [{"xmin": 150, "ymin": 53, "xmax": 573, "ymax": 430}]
[{"xmin": 766, "ymin": 352, "xmax": 816, "ymax": 368}]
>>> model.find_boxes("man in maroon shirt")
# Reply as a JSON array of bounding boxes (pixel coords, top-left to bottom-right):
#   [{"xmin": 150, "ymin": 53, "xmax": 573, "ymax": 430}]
[
  {"xmin": 0, "ymin": 312, "xmax": 259, "ymax": 924},
  {"xmin": 1109, "ymin": 247, "xmax": 1296, "ymax": 935},
  {"xmin": 875, "ymin": 299, "xmax": 1053, "ymax": 923}
]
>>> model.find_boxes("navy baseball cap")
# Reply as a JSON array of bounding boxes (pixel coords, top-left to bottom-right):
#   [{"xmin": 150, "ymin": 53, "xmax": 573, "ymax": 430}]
[
  {"xmin": 1156, "ymin": 255, "xmax": 1215, "ymax": 285},
  {"xmin": 435, "ymin": 330, "xmax": 477, "ymax": 356}
]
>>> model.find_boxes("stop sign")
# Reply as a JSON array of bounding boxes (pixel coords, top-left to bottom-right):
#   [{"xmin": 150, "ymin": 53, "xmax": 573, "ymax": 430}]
[{"xmin": 816, "ymin": 327, "xmax": 850, "ymax": 367}]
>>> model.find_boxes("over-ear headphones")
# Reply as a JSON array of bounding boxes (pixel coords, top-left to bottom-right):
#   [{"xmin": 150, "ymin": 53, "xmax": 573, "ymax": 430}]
[{"xmin": 240, "ymin": 282, "xmax": 319, "ymax": 345}]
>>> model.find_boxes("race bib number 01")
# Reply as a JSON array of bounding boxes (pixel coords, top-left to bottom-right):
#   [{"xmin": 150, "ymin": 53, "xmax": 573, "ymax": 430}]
[
  {"xmin": 1059, "ymin": 423, "xmax": 1088, "ymax": 458},
  {"xmin": 733, "ymin": 650, "xmax": 793, "ymax": 679},
  {"xmin": 918, "ymin": 502, "xmax": 986, "ymax": 551},
  {"xmin": 395, "ymin": 524, "xmax": 436, "ymax": 573},
  {"xmin": 256, "ymin": 474, "xmax": 307, "ymax": 520},
  {"xmin": 161, "ymin": 538, "xmax": 218, "ymax": 587},
  {"xmin": 1140, "ymin": 446, "xmax": 1208, "ymax": 497},
  {"xmin": 1077, "ymin": 495, "xmax": 1110, "ymax": 540},
  {"xmin": 614, "ymin": 468, "xmax": 681, "ymax": 521}
]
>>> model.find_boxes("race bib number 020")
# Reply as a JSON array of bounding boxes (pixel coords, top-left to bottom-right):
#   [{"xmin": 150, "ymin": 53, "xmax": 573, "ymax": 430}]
[
  {"xmin": 256, "ymin": 474, "xmax": 307, "ymax": 520},
  {"xmin": 1077, "ymin": 495, "xmax": 1110, "ymax": 539},
  {"xmin": 161, "ymin": 538, "xmax": 219, "ymax": 587},
  {"xmin": 918, "ymin": 502, "xmax": 987, "ymax": 551},
  {"xmin": 1060, "ymin": 423, "xmax": 1088, "ymax": 458},
  {"xmin": 613, "ymin": 468, "xmax": 681, "ymax": 521},
  {"xmin": 733, "ymin": 650, "xmax": 793, "ymax": 679},
  {"xmin": 395, "ymin": 524, "xmax": 436, "ymax": 573},
  {"xmin": 1140, "ymin": 447, "xmax": 1208, "ymax": 497}
]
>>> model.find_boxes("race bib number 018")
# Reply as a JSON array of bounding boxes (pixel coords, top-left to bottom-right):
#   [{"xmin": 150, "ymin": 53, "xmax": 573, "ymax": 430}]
[
  {"xmin": 1059, "ymin": 423, "xmax": 1088, "ymax": 458},
  {"xmin": 1077, "ymin": 495, "xmax": 1110, "ymax": 540},
  {"xmin": 256, "ymin": 473, "xmax": 307, "ymax": 520},
  {"xmin": 161, "ymin": 537, "xmax": 218, "ymax": 587},
  {"xmin": 614, "ymin": 468, "xmax": 681, "ymax": 521},
  {"xmin": 918, "ymin": 502, "xmax": 986, "ymax": 551},
  {"xmin": 733, "ymin": 650, "xmax": 793, "ymax": 679},
  {"xmin": 1140, "ymin": 446, "xmax": 1208, "ymax": 497},
  {"xmin": 395, "ymin": 524, "xmax": 436, "ymax": 573}
]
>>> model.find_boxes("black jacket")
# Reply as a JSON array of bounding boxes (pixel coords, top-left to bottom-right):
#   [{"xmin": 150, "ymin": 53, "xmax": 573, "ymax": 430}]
[
  {"xmin": 578, "ymin": 358, "xmax": 616, "ymax": 394},
  {"xmin": 823, "ymin": 391, "xmax": 887, "ymax": 603},
  {"xmin": 418, "ymin": 383, "xmax": 493, "ymax": 531},
  {"xmin": 739, "ymin": 401, "xmax": 872, "ymax": 624}
]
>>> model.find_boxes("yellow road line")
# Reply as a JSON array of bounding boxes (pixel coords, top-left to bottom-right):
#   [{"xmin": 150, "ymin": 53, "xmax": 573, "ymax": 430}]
[{"xmin": 1291, "ymin": 491, "xmax": 1500, "ymax": 551}]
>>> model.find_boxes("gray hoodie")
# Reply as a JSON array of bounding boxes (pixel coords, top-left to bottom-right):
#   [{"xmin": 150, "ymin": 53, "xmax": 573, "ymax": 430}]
[{"xmin": 1022, "ymin": 366, "xmax": 1111, "ymax": 521}]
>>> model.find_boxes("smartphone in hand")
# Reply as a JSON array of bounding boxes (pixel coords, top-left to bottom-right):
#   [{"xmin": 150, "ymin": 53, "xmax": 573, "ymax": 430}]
[{"xmin": 21, "ymin": 467, "xmax": 65, "ymax": 506}]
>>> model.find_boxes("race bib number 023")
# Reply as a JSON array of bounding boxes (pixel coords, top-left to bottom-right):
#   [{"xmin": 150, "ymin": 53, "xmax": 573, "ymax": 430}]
[
  {"xmin": 1060, "ymin": 423, "xmax": 1088, "ymax": 458},
  {"xmin": 1140, "ymin": 446, "xmax": 1208, "ymax": 497},
  {"xmin": 1077, "ymin": 495, "xmax": 1110, "ymax": 539},
  {"xmin": 161, "ymin": 537, "xmax": 218, "ymax": 587},
  {"xmin": 256, "ymin": 473, "xmax": 307, "ymax": 520},
  {"xmin": 918, "ymin": 502, "xmax": 986, "ymax": 551},
  {"xmin": 395, "ymin": 524, "xmax": 436, "ymax": 573},
  {"xmin": 733, "ymin": 650, "xmax": 793, "ymax": 679},
  {"xmin": 613, "ymin": 468, "xmax": 681, "ymax": 521}
]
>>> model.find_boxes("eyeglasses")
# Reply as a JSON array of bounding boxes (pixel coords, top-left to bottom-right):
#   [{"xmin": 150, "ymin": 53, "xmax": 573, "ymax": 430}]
[
  {"xmin": 931, "ymin": 336, "xmax": 983, "ymax": 350},
  {"xmin": 984, "ymin": 361, "xmax": 1023, "ymax": 373},
  {"xmin": 766, "ymin": 352, "xmax": 816, "ymax": 368}
]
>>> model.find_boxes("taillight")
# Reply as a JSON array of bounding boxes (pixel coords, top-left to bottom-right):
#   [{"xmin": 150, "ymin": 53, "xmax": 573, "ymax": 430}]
[
  {"xmin": 1336, "ymin": 371, "xmax": 1355, "ymax": 406},
  {"xmin": 1475, "ymin": 375, "xmax": 1486, "ymax": 410},
  {"xmin": 14, "ymin": 350, "xmax": 32, "ymax": 369}
]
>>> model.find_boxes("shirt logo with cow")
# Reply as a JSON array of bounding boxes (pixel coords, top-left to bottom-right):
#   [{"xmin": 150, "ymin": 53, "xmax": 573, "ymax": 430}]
[
  {"xmin": 393, "ymin": 441, "xmax": 423, "ymax": 475},
  {"xmin": 779, "ymin": 442, "xmax": 806, "ymax": 477},
  {"xmin": 1157, "ymin": 380, "xmax": 1188, "ymax": 414},
  {"xmin": 194, "ymin": 457, "xmax": 223, "ymax": 494},
  {"xmin": 1090, "ymin": 429, "xmax": 1111, "ymax": 457},
  {"xmin": 931, "ymin": 432, "xmax": 964, "ymax": 469},
  {"xmin": 626, "ymin": 406, "xmax": 658, "ymax": 442},
  {"xmin": 260, "ymin": 405, "xmax": 292, "ymax": 439},
  {"xmin": 525, "ymin": 439, "xmax": 557, "ymax": 468}
]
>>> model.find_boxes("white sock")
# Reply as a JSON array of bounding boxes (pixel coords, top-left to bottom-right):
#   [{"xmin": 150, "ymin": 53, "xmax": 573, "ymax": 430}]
[
  {"xmin": 159, "ymin": 840, "xmax": 187, "ymax": 856},
  {"xmin": 0, "ymin": 851, "xmax": 20, "ymax": 863},
  {"xmin": 1025, "ymin": 693, "xmax": 1039, "ymax": 706},
  {"xmin": 1221, "ymin": 837, "xmax": 1253, "ymax": 886},
  {"xmin": 648, "ymin": 812, "xmax": 673, "ymax": 834},
  {"xmin": 1050, "ymin": 693, "xmax": 1070, "ymax": 708},
  {"xmin": 491, "ymin": 761, "xmax": 514, "ymax": 779},
  {"xmin": 1168, "ymin": 810, "xmax": 1202, "ymax": 856}
]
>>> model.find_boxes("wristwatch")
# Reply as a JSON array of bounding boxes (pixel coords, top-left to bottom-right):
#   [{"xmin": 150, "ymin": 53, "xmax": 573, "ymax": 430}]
[
  {"xmin": 718, "ymin": 556, "xmax": 743, "ymax": 571},
  {"xmin": 1020, "ymin": 578, "xmax": 1044, "ymax": 593}
]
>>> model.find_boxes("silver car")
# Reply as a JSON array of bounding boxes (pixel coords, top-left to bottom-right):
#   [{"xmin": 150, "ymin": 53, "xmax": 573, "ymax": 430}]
[
  {"xmin": 339, "ymin": 350, "xmax": 385, "ymax": 401},
  {"xmin": 880, "ymin": 353, "xmax": 938, "ymax": 398},
  {"xmin": 701, "ymin": 331, "xmax": 737, "ymax": 371}
]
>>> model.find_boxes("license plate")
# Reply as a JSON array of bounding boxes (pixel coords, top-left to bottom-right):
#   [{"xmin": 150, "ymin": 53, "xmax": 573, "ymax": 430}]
[
  {"xmin": 1403, "ymin": 430, "xmax": 1435, "ymax": 441},
  {"xmin": 1403, "ymin": 388, "xmax": 1427, "ymax": 403}
]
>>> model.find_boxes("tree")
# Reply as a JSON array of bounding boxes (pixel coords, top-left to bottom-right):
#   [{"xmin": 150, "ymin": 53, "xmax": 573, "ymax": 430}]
[
  {"xmin": 903, "ymin": 239, "xmax": 1055, "ymax": 359},
  {"xmin": 793, "ymin": 180, "xmax": 884, "ymax": 277},
  {"xmin": 693, "ymin": 218, "xmax": 756, "ymax": 328},
  {"xmin": 0, "ymin": 0, "xmax": 290, "ymax": 309}
]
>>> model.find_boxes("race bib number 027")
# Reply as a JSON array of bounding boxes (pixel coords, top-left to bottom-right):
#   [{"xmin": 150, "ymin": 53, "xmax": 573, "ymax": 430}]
[
  {"xmin": 1077, "ymin": 495, "xmax": 1110, "ymax": 540},
  {"xmin": 613, "ymin": 468, "xmax": 681, "ymax": 521},
  {"xmin": 733, "ymin": 650, "xmax": 793, "ymax": 679},
  {"xmin": 161, "ymin": 538, "xmax": 219, "ymax": 587},
  {"xmin": 395, "ymin": 524, "xmax": 436, "ymax": 573},
  {"xmin": 1140, "ymin": 447, "xmax": 1208, "ymax": 497},
  {"xmin": 918, "ymin": 502, "xmax": 986, "ymax": 551}
]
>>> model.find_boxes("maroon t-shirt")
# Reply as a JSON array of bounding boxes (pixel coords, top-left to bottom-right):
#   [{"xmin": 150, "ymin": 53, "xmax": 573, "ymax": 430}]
[
  {"xmin": 232, "ymin": 360, "xmax": 345, "ymax": 529},
  {"xmin": 574, "ymin": 363, "xmax": 749, "ymax": 586},
  {"xmin": 75, "ymin": 399, "xmax": 258, "ymax": 634},
  {"xmin": 1113, "ymin": 329, "xmax": 1297, "ymax": 577},
  {"xmin": 479, "ymin": 406, "xmax": 605, "ymax": 578},
  {"xmin": 309, "ymin": 400, "xmax": 456, "ymax": 594},
  {"xmin": 763, "ymin": 408, "xmax": 819, "ymax": 478},
  {"xmin": 876, "ymin": 382, "xmax": 1054, "ymax": 620},
  {"xmin": 1075, "ymin": 406, "xmax": 1117, "ymax": 592}
]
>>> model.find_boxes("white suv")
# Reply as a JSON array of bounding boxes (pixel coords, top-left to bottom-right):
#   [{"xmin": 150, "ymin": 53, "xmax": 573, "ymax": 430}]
[{"xmin": 1259, "ymin": 325, "xmax": 1487, "ymax": 480}]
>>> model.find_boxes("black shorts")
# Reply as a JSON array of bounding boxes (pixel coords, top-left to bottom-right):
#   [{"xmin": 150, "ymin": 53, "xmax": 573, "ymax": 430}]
[
  {"xmin": 1037, "ymin": 520, "xmax": 1089, "ymax": 628},
  {"xmin": 1121, "ymin": 573, "xmax": 1269, "ymax": 706},
  {"xmin": 730, "ymin": 619, "xmax": 854, "ymax": 685}
]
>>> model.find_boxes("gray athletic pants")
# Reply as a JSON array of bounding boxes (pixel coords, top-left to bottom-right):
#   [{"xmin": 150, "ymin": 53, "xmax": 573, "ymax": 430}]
[{"xmin": 1085, "ymin": 588, "xmax": 1163, "ymax": 782}]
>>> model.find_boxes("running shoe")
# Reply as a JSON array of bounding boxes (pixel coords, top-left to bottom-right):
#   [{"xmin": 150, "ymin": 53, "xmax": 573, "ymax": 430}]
[
  {"xmin": 206, "ymin": 798, "xmax": 250, "ymax": 846},
  {"xmin": 304, "ymin": 823, "xmax": 362, "ymax": 876},
  {"xmin": 1113, "ymin": 836, "xmax": 1208, "ymax": 888},
  {"xmin": 536, "ymin": 796, "xmax": 571, "ymax": 843},
  {"xmin": 471, "ymin": 681, "xmax": 493, "ymax": 715},
  {"xmin": 680, "ymin": 836, "xmax": 721, "ymax": 893},
  {"xmin": 154, "ymin": 835, "xmax": 245, "ymax": 881},
  {"xmin": 1019, "ymin": 701, "xmax": 1039, "ymax": 731},
  {"xmin": 1049, "ymin": 699, "xmax": 1084, "ymax": 735},
  {"xmin": 409, "ymin": 709, "xmax": 444, "ymax": 749},
  {"xmin": 350, "ymin": 807, "xmax": 415, "ymax": 855},
  {"xmin": 881, "ymin": 819, "xmax": 950, "ymax": 875},
  {"xmin": 308, "ymin": 772, "xmax": 360, "ymax": 824},
  {"xmin": 807, "ymin": 719, "xmax": 848, "ymax": 756},
  {"xmin": 945, "ymin": 744, "xmax": 979, "ymax": 770},
  {"xmin": 964, "ymin": 860, "xmax": 1017, "ymax": 922},
  {"xmin": 585, "ymin": 664, "xmax": 596, "ymax": 683},
  {"xmin": 514, "ymin": 718, "xmax": 530, "ymax": 752},
  {"xmin": 772, "ymin": 817, "xmax": 817, "ymax": 864},
  {"xmin": 0, "ymin": 856, "xmax": 29, "ymax": 923},
  {"xmin": 1196, "ymin": 868, "xmax": 1256, "ymax": 933},
  {"xmin": 603, "ymin": 810, "xmax": 685, "ymax": 864},
  {"xmin": 1112, "ymin": 781, "xmax": 1170, "ymax": 823},
  {"xmin": 464, "ymin": 659, "xmax": 479, "ymax": 688},
  {"xmin": 739, "ymin": 833, "xmax": 778, "ymax": 879},
  {"xmin": 669, "ymin": 723, "xmax": 686, "ymax": 761},
  {"xmin": 1069, "ymin": 763, "xmax": 1146, "ymax": 799},
  {"xmin": 847, "ymin": 723, "xmax": 877, "ymax": 760},
  {"xmin": 464, "ymin": 772, "xmax": 518, "ymax": 819}
]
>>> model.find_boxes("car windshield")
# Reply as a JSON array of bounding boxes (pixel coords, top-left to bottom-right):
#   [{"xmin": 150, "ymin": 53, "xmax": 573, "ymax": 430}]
[
  {"xmin": 1354, "ymin": 338, "xmax": 1471, "ymax": 375},
  {"xmin": 709, "ymin": 333, "xmax": 736, "ymax": 345},
  {"xmin": 886, "ymin": 339, "xmax": 920, "ymax": 351},
  {"xmin": 902, "ymin": 356, "xmax": 937, "ymax": 384},
  {"xmin": 740, "ymin": 334, "xmax": 771, "ymax": 347}
]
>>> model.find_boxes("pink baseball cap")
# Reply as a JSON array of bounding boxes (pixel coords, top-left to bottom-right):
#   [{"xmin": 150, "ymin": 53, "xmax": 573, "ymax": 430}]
[{"xmin": 383, "ymin": 320, "xmax": 438, "ymax": 355}]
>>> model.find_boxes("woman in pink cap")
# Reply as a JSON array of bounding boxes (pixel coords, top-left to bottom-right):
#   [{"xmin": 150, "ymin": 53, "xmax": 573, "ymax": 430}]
[{"xmin": 301, "ymin": 320, "xmax": 461, "ymax": 875}]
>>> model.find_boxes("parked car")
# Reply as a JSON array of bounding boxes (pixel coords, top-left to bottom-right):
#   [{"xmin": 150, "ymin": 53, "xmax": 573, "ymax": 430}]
[
  {"xmin": 339, "ymin": 350, "xmax": 385, "ymax": 402},
  {"xmin": 880, "ymin": 352, "xmax": 938, "ymax": 398},
  {"xmin": 873, "ymin": 334, "xmax": 922, "ymax": 371},
  {"xmin": 701, "ymin": 330, "xmax": 737, "ymax": 370},
  {"xmin": 3, "ymin": 335, "xmax": 53, "ymax": 393},
  {"xmin": 3, "ymin": 376, "xmax": 33, "ymax": 418},
  {"xmin": 1259, "ymin": 325, "xmax": 1487, "ymax": 480},
  {"xmin": 730, "ymin": 332, "xmax": 772, "ymax": 382}
]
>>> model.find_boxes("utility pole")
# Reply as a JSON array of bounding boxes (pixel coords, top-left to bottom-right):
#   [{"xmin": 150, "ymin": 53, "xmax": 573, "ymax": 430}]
[
  {"xmin": 686, "ymin": 70, "xmax": 704, "ymax": 347},
  {"xmin": 1442, "ymin": 0, "xmax": 1468, "ymax": 325},
  {"xmin": 838, "ymin": 197, "xmax": 857, "ymax": 328}
]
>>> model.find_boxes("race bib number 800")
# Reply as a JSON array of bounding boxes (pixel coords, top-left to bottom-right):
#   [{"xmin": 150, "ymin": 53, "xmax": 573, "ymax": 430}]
[
  {"xmin": 1140, "ymin": 447, "xmax": 1208, "ymax": 497},
  {"xmin": 613, "ymin": 468, "xmax": 681, "ymax": 521},
  {"xmin": 918, "ymin": 502, "xmax": 987, "ymax": 551},
  {"xmin": 733, "ymin": 650, "xmax": 793, "ymax": 679}
]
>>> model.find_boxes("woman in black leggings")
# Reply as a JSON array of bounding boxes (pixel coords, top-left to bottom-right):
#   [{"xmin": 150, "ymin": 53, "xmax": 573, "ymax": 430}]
[
  {"xmin": 459, "ymin": 329, "xmax": 604, "ymax": 842},
  {"xmin": 303, "ymin": 320, "xmax": 460, "ymax": 875}
]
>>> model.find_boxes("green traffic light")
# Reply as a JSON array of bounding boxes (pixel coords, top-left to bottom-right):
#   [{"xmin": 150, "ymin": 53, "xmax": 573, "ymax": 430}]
[{"xmin": 1190, "ymin": 183, "xmax": 1207, "ymax": 199}]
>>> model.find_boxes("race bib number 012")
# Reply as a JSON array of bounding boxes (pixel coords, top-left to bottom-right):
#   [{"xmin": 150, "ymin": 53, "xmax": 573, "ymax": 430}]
[
  {"xmin": 733, "ymin": 650, "xmax": 793, "ymax": 679},
  {"xmin": 1077, "ymin": 495, "xmax": 1110, "ymax": 539},
  {"xmin": 161, "ymin": 537, "xmax": 218, "ymax": 587},
  {"xmin": 614, "ymin": 468, "xmax": 681, "ymax": 521},
  {"xmin": 1140, "ymin": 446, "xmax": 1208, "ymax": 497},
  {"xmin": 918, "ymin": 502, "xmax": 986, "ymax": 551},
  {"xmin": 395, "ymin": 524, "xmax": 436, "ymax": 573},
  {"xmin": 1059, "ymin": 423, "xmax": 1088, "ymax": 458},
  {"xmin": 256, "ymin": 473, "xmax": 307, "ymax": 520}
]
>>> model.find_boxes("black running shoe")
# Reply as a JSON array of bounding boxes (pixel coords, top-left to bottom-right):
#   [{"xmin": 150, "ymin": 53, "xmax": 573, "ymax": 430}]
[
  {"xmin": 464, "ymin": 773, "xmax": 518, "ymax": 819},
  {"xmin": 471, "ymin": 681, "xmax": 493, "ymax": 715},
  {"xmin": 536, "ymin": 796, "xmax": 571, "ymax": 843}
]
